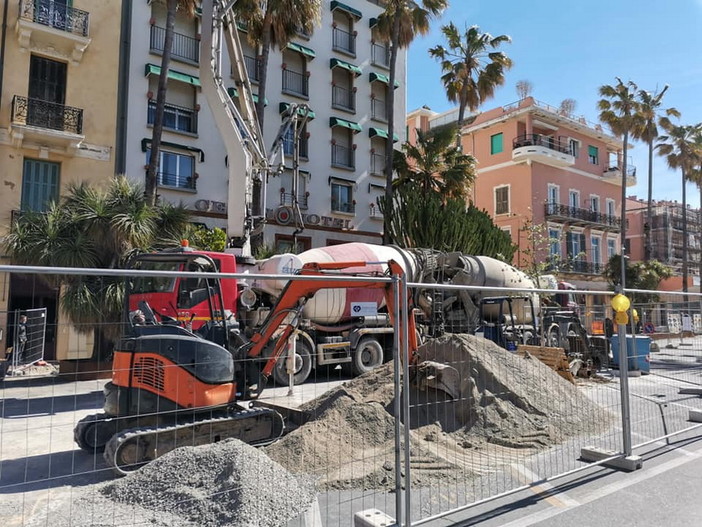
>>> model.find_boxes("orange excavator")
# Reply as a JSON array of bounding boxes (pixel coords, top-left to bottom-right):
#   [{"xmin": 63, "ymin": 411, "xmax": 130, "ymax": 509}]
[{"xmin": 74, "ymin": 259, "xmax": 417, "ymax": 474}]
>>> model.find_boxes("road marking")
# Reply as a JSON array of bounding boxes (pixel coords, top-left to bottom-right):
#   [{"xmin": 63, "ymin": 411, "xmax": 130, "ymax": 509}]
[
  {"xmin": 499, "ymin": 443, "xmax": 702, "ymax": 527},
  {"xmin": 509, "ymin": 464, "xmax": 580, "ymax": 509}
]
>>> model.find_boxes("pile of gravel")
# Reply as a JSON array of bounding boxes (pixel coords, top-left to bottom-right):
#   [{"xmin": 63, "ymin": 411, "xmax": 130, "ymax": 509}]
[
  {"xmin": 267, "ymin": 333, "xmax": 610, "ymax": 490},
  {"xmin": 100, "ymin": 439, "xmax": 317, "ymax": 527}
]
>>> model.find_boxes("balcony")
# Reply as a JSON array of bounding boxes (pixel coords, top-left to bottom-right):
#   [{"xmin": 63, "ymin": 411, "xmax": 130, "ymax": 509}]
[
  {"xmin": 147, "ymin": 100, "xmax": 198, "ymax": 135},
  {"xmin": 369, "ymin": 204, "xmax": 383, "ymax": 219},
  {"xmin": 282, "ymin": 69, "xmax": 309, "ymax": 98},
  {"xmin": 150, "ymin": 25, "xmax": 199, "ymax": 64},
  {"xmin": 544, "ymin": 203, "xmax": 621, "ymax": 231},
  {"xmin": 512, "ymin": 134, "xmax": 575, "ymax": 167},
  {"xmin": 332, "ymin": 27, "xmax": 356, "ymax": 56},
  {"xmin": 332, "ymin": 200, "xmax": 355, "ymax": 214},
  {"xmin": 331, "ymin": 144, "xmax": 355, "ymax": 170},
  {"xmin": 371, "ymin": 153, "xmax": 385, "ymax": 176},
  {"xmin": 17, "ymin": 0, "xmax": 91, "ymax": 63},
  {"xmin": 280, "ymin": 192, "xmax": 308, "ymax": 209},
  {"xmin": 371, "ymin": 98, "xmax": 387, "ymax": 122},
  {"xmin": 602, "ymin": 164, "xmax": 637, "ymax": 187},
  {"xmin": 371, "ymin": 42, "xmax": 390, "ymax": 68},
  {"xmin": 157, "ymin": 171, "xmax": 196, "ymax": 191},
  {"xmin": 548, "ymin": 259, "xmax": 606, "ymax": 275},
  {"xmin": 332, "ymin": 85, "xmax": 356, "ymax": 113},
  {"xmin": 10, "ymin": 95, "xmax": 84, "ymax": 153},
  {"xmin": 243, "ymin": 54, "xmax": 263, "ymax": 83},
  {"xmin": 283, "ymin": 136, "xmax": 309, "ymax": 158}
]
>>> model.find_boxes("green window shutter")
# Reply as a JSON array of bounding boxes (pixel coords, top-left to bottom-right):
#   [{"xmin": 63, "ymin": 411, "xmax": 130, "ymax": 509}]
[
  {"xmin": 588, "ymin": 145, "xmax": 599, "ymax": 163},
  {"xmin": 21, "ymin": 159, "xmax": 60, "ymax": 212},
  {"xmin": 490, "ymin": 133, "xmax": 503, "ymax": 154}
]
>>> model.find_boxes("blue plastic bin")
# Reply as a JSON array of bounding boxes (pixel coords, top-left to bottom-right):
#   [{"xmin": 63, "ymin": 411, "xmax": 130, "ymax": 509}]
[{"xmin": 610, "ymin": 335, "xmax": 651, "ymax": 373}]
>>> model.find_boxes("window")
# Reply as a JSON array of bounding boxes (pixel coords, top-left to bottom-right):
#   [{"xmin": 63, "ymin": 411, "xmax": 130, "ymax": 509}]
[
  {"xmin": 569, "ymin": 138, "xmax": 580, "ymax": 158},
  {"xmin": 279, "ymin": 169, "xmax": 308, "ymax": 208},
  {"xmin": 606, "ymin": 199, "xmax": 616, "ymax": 218},
  {"xmin": 490, "ymin": 133, "xmax": 503, "ymax": 154},
  {"xmin": 569, "ymin": 190, "xmax": 579, "ymax": 209},
  {"xmin": 331, "ymin": 181, "xmax": 354, "ymax": 213},
  {"xmin": 275, "ymin": 234, "xmax": 311, "ymax": 254},
  {"xmin": 146, "ymin": 149, "xmax": 196, "ymax": 190},
  {"xmin": 549, "ymin": 228, "xmax": 561, "ymax": 259},
  {"xmin": 282, "ymin": 123, "xmax": 309, "ymax": 158},
  {"xmin": 607, "ymin": 238, "xmax": 617, "ymax": 259},
  {"xmin": 590, "ymin": 195, "xmax": 600, "ymax": 213},
  {"xmin": 494, "ymin": 185, "xmax": 509, "ymax": 215},
  {"xmin": 588, "ymin": 145, "xmax": 599, "ymax": 165},
  {"xmin": 547, "ymin": 184, "xmax": 559, "ymax": 213},
  {"xmin": 567, "ymin": 231, "xmax": 585, "ymax": 258},
  {"xmin": 147, "ymin": 101, "xmax": 196, "ymax": 133},
  {"xmin": 591, "ymin": 236, "xmax": 601, "ymax": 265},
  {"xmin": 21, "ymin": 159, "xmax": 60, "ymax": 212}
]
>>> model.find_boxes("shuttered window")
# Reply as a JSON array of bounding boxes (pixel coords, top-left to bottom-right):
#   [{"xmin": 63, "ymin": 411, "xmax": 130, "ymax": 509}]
[
  {"xmin": 490, "ymin": 133, "xmax": 503, "ymax": 154},
  {"xmin": 588, "ymin": 145, "xmax": 599, "ymax": 164},
  {"xmin": 495, "ymin": 186, "xmax": 509, "ymax": 215},
  {"xmin": 21, "ymin": 159, "xmax": 60, "ymax": 212}
]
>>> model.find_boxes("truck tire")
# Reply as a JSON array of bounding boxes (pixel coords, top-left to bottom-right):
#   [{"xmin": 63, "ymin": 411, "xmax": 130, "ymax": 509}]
[
  {"xmin": 271, "ymin": 339, "xmax": 313, "ymax": 386},
  {"xmin": 351, "ymin": 337, "xmax": 384, "ymax": 376}
]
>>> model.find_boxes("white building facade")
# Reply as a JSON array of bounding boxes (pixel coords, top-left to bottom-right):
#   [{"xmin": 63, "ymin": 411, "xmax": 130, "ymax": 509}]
[{"xmin": 117, "ymin": 0, "xmax": 406, "ymax": 252}]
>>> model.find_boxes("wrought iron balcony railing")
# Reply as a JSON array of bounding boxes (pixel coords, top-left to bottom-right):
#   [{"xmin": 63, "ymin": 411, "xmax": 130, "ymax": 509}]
[
  {"xmin": 147, "ymin": 99, "xmax": 198, "ymax": 134},
  {"xmin": 279, "ymin": 192, "xmax": 308, "ymax": 208},
  {"xmin": 371, "ymin": 98, "xmax": 387, "ymax": 122},
  {"xmin": 371, "ymin": 43, "xmax": 390, "ymax": 68},
  {"xmin": 332, "ymin": 85, "xmax": 356, "ymax": 112},
  {"xmin": 547, "ymin": 258, "xmax": 605, "ymax": 275},
  {"xmin": 19, "ymin": 0, "xmax": 90, "ymax": 37},
  {"xmin": 157, "ymin": 171, "xmax": 196, "ymax": 190},
  {"xmin": 513, "ymin": 134, "xmax": 572, "ymax": 155},
  {"xmin": 544, "ymin": 202, "xmax": 621, "ymax": 229},
  {"xmin": 332, "ymin": 27, "xmax": 356, "ymax": 55},
  {"xmin": 332, "ymin": 200, "xmax": 355, "ymax": 214},
  {"xmin": 150, "ymin": 25, "xmax": 199, "ymax": 63},
  {"xmin": 11, "ymin": 95, "xmax": 83, "ymax": 134},
  {"xmin": 331, "ymin": 144, "xmax": 354, "ymax": 169},
  {"xmin": 282, "ymin": 69, "xmax": 309, "ymax": 98},
  {"xmin": 243, "ymin": 54, "xmax": 263, "ymax": 83}
]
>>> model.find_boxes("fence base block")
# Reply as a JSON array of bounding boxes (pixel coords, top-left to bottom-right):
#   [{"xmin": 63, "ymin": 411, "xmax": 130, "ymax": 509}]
[
  {"xmin": 301, "ymin": 498, "xmax": 323, "ymax": 527},
  {"xmin": 689, "ymin": 410, "xmax": 702, "ymax": 422},
  {"xmin": 354, "ymin": 509, "xmax": 396, "ymax": 527},
  {"xmin": 679, "ymin": 388, "xmax": 702, "ymax": 396},
  {"xmin": 580, "ymin": 447, "xmax": 643, "ymax": 471}
]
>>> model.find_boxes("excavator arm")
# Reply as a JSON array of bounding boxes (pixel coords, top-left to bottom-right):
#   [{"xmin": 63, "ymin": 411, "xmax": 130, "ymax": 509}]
[{"xmin": 243, "ymin": 260, "xmax": 418, "ymax": 385}]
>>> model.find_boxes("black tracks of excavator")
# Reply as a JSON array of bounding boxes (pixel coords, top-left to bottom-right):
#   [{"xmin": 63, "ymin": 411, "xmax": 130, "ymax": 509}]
[{"xmin": 103, "ymin": 406, "xmax": 284, "ymax": 476}]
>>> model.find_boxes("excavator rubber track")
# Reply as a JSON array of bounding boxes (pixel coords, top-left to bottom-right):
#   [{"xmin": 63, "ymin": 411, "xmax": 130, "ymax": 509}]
[{"xmin": 103, "ymin": 406, "xmax": 284, "ymax": 476}]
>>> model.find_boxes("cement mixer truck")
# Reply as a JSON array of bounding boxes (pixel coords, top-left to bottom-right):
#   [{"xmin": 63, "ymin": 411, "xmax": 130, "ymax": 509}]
[{"xmin": 128, "ymin": 242, "xmax": 540, "ymax": 385}]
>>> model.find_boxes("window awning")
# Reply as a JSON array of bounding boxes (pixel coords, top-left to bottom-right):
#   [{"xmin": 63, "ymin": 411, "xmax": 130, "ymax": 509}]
[
  {"xmin": 369, "ymin": 71, "xmax": 400, "ymax": 89},
  {"xmin": 330, "ymin": 1, "xmax": 362, "ymax": 20},
  {"xmin": 279, "ymin": 102, "xmax": 315, "ymax": 120},
  {"xmin": 369, "ymin": 127, "xmax": 399, "ymax": 142},
  {"xmin": 145, "ymin": 64, "xmax": 201, "ymax": 87},
  {"xmin": 287, "ymin": 42, "xmax": 316, "ymax": 59},
  {"xmin": 329, "ymin": 117, "xmax": 362, "ymax": 133},
  {"xmin": 227, "ymin": 87, "xmax": 267, "ymax": 106},
  {"xmin": 330, "ymin": 58, "xmax": 362, "ymax": 76},
  {"xmin": 141, "ymin": 138, "xmax": 204, "ymax": 162},
  {"xmin": 369, "ymin": 17, "xmax": 378, "ymax": 28}
]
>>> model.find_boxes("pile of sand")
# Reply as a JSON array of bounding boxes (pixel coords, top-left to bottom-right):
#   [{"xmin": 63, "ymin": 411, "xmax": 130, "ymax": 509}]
[{"xmin": 266, "ymin": 333, "xmax": 609, "ymax": 490}]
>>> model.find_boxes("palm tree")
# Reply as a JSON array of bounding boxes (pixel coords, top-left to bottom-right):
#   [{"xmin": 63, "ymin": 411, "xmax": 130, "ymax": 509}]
[
  {"xmin": 657, "ymin": 121, "xmax": 701, "ymax": 296},
  {"xmin": 145, "ymin": 0, "xmax": 198, "ymax": 205},
  {"xmin": 631, "ymin": 85, "xmax": 680, "ymax": 260},
  {"xmin": 598, "ymin": 78, "xmax": 640, "ymax": 288},
  {"xmin": 429, "ymin": 23, "xmax": 512, "ymax": 131},
  {"xmin": 234, "ymin": 0, "xmax": 321, "ymax": 130},
  {"xmin": 4, "ymin": 177, "xmax": 191, "ymax": 361},
  {"xmin": 376, "ymin": 0, "xmax": 447, "ymax": 244},
  {"xmin": 394, "ymin": 125, "xmax": 476, "ymax": 200}
]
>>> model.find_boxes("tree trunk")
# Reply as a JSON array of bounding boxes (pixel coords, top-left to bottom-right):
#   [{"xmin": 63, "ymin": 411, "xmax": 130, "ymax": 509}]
[
  {"xmin": 456, "ymin": 73, "xmax": 470, "ymax": 148},
  {"xmin": 682, "ymin": 169, "xmax": 689, "ymax": 301},
  {"xmin": 620, "ymin": 131, "xmax": 629, "ymax": 290},
  {"xmin": 90, "ymin": 325, "xmax": 114, "ymax": 364},
  {"xmin": 145, "ymin": 0, "xmax": 177, "ymax": 206},
  {"xmin": 383, "ymin": 12, "xmax": 401, "ymax": 245},
  {"xmin": 645, "ymin": 140, "xmax": 654, "ymax": 261}
]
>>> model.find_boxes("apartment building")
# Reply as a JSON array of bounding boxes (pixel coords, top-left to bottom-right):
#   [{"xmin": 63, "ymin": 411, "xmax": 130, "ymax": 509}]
[
  {"xmin": 0, "ymin": 0, "xmax": 121, "ymax": 360},
  {"xmin": 408, "ymin": 97, "xmax": 633, "ymax": 289},
  {"xmin": 626, "ymin": 197, "xmax": 701, "ymax": 276},
  {"xmin": 118, "ymin": 0, "xmax": 406, "ymax": 253}
]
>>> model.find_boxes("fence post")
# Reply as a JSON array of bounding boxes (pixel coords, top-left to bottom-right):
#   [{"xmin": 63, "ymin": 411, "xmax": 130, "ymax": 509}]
[
  {"xmin": 391, "ymin": 274, "xmax": 403, "ymax": 526},
  {"xmin": 401, "ymin": 272, "xmax": 412, "ymax": 527},
  {"xmin": 617, "ymin": 322, "xmax": 633, "ymax": 457}
]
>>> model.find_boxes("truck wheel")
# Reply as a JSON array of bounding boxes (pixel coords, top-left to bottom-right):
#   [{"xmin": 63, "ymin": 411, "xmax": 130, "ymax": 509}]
[
  {"xmin": 546, "ymin": 325, "xmax": 561, "ymax": 348},
  {"xmin": 271, "ymin": 339, "xmax": 313, "ymax": 386},
  {"xmin": 351, "ymin": 337, "xmax": 384, "ymax": 376}
]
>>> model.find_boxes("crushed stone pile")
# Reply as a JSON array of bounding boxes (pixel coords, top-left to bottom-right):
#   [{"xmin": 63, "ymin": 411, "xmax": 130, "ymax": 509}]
[
  {"xmin": 28, "ymin": 439, "xmax": 316, "ymax": 527},
  {"xmin": 267, "ymin": 333, "xmax": 610, "ymax": 490}
]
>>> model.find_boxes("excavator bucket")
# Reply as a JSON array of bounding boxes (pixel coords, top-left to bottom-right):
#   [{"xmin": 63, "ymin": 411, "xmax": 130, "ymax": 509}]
[{"xmin": 412, "ymin": 360, "xmax": 461, "ymax": 400}]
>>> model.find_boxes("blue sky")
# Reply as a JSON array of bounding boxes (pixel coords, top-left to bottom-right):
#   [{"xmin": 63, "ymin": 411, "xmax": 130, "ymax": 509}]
[{"xmin": 406, "ymin": 0, "xmax": 702, "ymax": 206}]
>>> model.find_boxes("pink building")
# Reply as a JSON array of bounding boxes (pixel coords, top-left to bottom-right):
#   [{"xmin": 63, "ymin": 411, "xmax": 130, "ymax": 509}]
[{"xmin": 407, "ymin": 97, "xmax": 634, "ymax": 289}]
